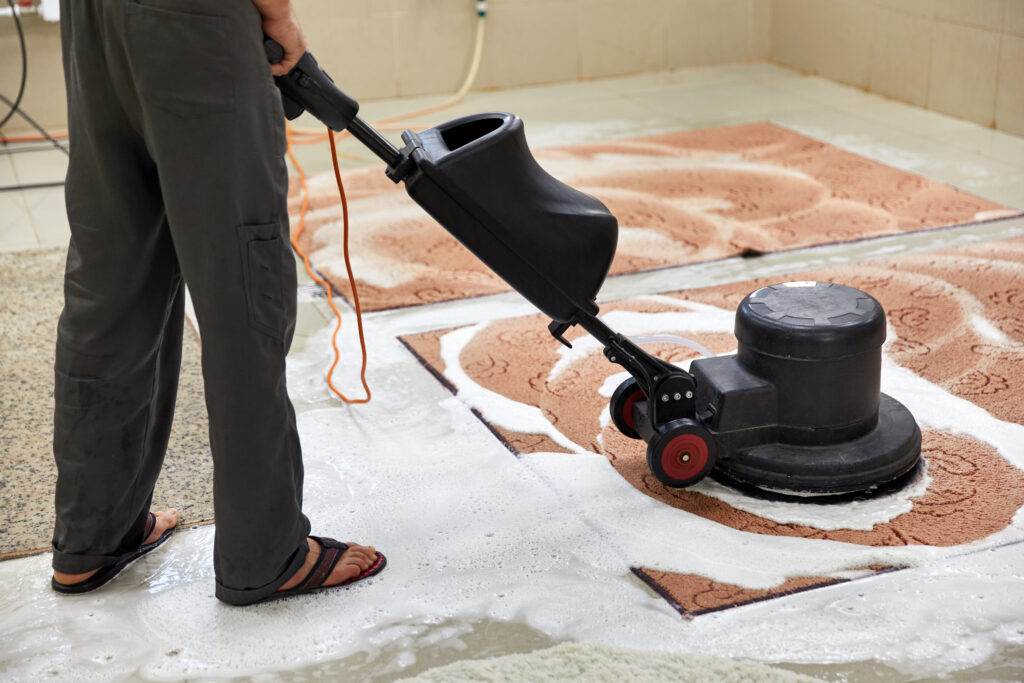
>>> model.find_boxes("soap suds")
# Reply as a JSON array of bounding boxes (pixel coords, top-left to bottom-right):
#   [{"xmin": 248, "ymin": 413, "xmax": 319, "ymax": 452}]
[
  {"xmin": 2, "ymin": 317, "xmax": 1023, "ymax": 681},
  {"xmin": 401, "ymin": 642, "xmax": 817, "ymax": 682},
  {"xmin": 437, "ymin": 298, "xmax": 1024, "ymax": 532}
]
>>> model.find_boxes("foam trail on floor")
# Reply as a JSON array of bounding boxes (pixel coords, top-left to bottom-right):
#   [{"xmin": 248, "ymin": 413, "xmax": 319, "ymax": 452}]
[
  {"xmin": 438, "ymin": 300, "xmax": 1024, "ymax": 531},
  {"xmin": 441, "ymin": 322, "xmax": 589, "ymax": 454},
  {"xmin": 3, "ymin": 315, "xmax": 1023, "ymax": 681}
]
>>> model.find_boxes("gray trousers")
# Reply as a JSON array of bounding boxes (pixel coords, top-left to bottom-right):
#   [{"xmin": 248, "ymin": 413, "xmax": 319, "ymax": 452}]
[{"xmin": 52, "ymin": 0, "xmax": 311, "ymax": 604}]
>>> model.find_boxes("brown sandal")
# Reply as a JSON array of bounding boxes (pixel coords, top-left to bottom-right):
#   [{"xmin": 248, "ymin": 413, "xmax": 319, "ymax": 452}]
[
  {"xmin": 259, "ymin": 536, "xmax": 387, "ymax": 604},
  {"xmin": 52, "ymin": 512, "xmax": 175, "ymax": 595}
]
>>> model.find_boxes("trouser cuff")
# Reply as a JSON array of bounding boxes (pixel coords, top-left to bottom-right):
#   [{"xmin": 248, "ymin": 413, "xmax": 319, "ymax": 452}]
[
  {"xmin": 52, "ymin": 547, "xmax": 129, "ymax": 574},
  {"xmin": 214, "ymin": 535, "xmax": 310, "ymax": 606},
  {"xmin": 52, "ymin": 511, "xmax": 149, "ymax": 573}
]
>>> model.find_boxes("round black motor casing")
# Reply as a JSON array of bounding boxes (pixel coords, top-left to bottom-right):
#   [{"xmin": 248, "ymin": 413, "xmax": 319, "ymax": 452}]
[
  {"xmin": 736, "ymin": 281, "xmax": 885, "ymax": 445},
  {"xmin": 710, "ymin": 281, "xmax": 922, "ymax": 495}
]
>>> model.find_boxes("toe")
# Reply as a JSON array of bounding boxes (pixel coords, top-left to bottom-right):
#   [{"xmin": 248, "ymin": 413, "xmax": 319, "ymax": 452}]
[
  {"xmin": 326, "ymin": 545, "xmax": 378, "ymax": 586},
  {"xmin": 145, "ymin": 509, "xmax": 180, "ymax": 544},
  {"xmin": 345, "ymin": 544, "xmax": 375, "ymax": 561},
  {"xmin": 349, "ymin": 548, "xmax": 378, "ymax": 570},
  {"xmin": 344, "ymin": 546, "xmax": 375, "ymax": 567}
]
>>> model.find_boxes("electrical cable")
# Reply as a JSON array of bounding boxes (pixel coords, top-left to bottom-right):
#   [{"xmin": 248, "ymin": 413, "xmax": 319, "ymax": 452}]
[
  {"xmin": 286, "ymin": 126, "xmax": 371, "ymax": 404},
  {"xmin": 0, "ymin": 179, "xmax": 64, "ymax": 193},
  {"xmin": 0, "ymin": 93, "xmax": 69, "ymax": 157},
  {"xmin": 284, "ymin": 1, "xmax": 488, "ymax": 404},
  {"xmin": 0, "ymin": 0, "xmax": 27, "ymax": 131},
  {"xmin": 1, "ymin": 129, "xmax": 68, "ymax": 144},
  {"xmin": 0, "ymin": 4, "xmax": 69, "ymax": 190}
]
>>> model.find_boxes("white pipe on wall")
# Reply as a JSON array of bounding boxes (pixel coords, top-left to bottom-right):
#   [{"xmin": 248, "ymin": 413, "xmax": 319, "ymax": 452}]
[
  {"xmin": 39, "ymin": 0, "xmax": 59, "ymax": 21},
  {"xmin": 1, "ymin": 0, "xmax": 61, "ymax": 21}
]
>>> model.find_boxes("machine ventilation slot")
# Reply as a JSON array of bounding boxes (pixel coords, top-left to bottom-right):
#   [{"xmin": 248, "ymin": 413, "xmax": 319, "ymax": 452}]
[{"xmin": 441, "ymin": 117, "xmax": 503, "ymax": 151}]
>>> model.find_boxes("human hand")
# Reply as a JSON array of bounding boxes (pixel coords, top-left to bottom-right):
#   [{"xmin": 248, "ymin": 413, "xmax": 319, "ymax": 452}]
[{"xmin": 254, "ymin": 1, "xmax": 307, "ymax": 76}]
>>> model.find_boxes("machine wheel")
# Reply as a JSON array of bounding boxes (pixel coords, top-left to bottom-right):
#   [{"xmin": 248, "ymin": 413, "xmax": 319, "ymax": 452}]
[
  {"xmin": 610, "ymin": 377, "xmax": 646, "ymax": 440},
  {"xmin": 647, "ymin": 419, "xmax": 717, "ymax": 488}
]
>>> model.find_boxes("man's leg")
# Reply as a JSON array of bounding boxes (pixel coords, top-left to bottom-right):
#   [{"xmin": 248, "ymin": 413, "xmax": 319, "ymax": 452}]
[
  {"xmin": 52, "ymin": 0, "xmax": 182, "ymax": 574},
  {"xmin": 120, "ymin": 0, "xmax": 312, "ymax": 603}
]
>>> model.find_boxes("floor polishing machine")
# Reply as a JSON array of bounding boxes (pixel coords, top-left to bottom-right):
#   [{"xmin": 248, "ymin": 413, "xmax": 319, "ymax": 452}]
[{"xmin": 267, "ymin": 41, "xmax": 922, "ymax": 497}]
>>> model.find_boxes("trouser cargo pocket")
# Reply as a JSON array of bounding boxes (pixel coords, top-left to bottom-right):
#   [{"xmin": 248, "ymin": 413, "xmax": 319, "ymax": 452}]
[{"xmin": 238, "ymin": 222, "xmax": 288, "ymax": 340}]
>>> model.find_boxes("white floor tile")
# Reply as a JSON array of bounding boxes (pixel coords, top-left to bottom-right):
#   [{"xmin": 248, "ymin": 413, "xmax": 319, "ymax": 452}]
[
  {"xmin": 0, "ymin": 154, "xmax": 18, "ymax": 187},
  {"xmin": 626, "ymin": 79, "xmax": 821, "ymax": 129},
  {"xmin": 10, "ymin": 147, "xmax": 68, "ymax": 186},
  {"xmin": 0, "ymin": 191, "xmax": 38, "ymax": 252},
  {"xmin": 21, "ymin": 186, "xmax": 70, "ymax": 249}
]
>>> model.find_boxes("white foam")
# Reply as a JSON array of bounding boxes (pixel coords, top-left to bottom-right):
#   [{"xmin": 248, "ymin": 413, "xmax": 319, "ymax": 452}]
[
  {"xmin": 971, "ymin": 314, "xmax": 1012, "ymax": 345},
  {"xmin": 440, "ymin": 322, "xmax": 588, "ymax": 454},
  {"xmin": 443, "ymin": 300, "xmax": 1024, "ymax": 535},
  {"xmin": 974, "ymin": 209, "xmax": 1020, "ymax": 222},
  {"xmin": 4, "ymin": 295, "xmax": 1023, "ymax": 681},
  {"xmin": 548, "ymin": 301, "xmax": 734, "ymax": 383},
  {"xmin": 1, "ymin": 328, "xmax": 1021, "ymax": 682},
  {"xmin": 402, "ymin": 642, "xmax": 814, "ymax": 682},
  {"xmin": 880, "ymin": 357, "xmax": 1024, "ymax": 469},
  {"xmin": 540, "ymin": 151, "xmax": 820, "ymax": 186},
  {"xmin": 616, "ymin": 226, "xmax": 699, "ymax": 261},
  {"xmin": 691, "ymin": 466, "xmax": 932, "ymax": 531}
]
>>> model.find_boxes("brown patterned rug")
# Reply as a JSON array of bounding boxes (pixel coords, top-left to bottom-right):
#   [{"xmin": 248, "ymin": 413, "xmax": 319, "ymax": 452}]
[
  {"xmin": 0, "ymin": 249, "xmax": 214, "ymax": 561},
  {"xmin": 400, "ymin": 236, "xmax": 1024, "ymax": 616},
  {"xmin": 293, "ymin": 122, "xmax": 1020, "ymax": 312}
]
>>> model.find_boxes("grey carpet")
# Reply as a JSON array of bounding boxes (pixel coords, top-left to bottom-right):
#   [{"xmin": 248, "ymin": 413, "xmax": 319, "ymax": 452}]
[{"xmin": 0, "ymin": 248, "xmax": 214, "ymax": 560}]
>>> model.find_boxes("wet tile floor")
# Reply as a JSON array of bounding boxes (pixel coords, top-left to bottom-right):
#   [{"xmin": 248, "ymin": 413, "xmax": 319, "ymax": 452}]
[{"xmin": 2, "ymin": 63, "xmax": 1023, "ymax": 681}]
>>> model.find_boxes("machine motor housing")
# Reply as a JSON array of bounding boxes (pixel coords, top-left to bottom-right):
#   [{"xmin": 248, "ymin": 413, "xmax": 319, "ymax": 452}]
[{"xmin": 684, "ymin": 282, "xmax": 921, "ymax": 494}]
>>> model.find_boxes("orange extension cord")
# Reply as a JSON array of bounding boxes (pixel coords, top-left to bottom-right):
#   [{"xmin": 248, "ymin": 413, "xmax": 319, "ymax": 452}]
[
  {"xmin": 0, "ymin": 130, "xmax": 69, "ymax": 144},
  {"xmin": 287, "ymin": 126, "xmax": 372, "ymax": 404}
]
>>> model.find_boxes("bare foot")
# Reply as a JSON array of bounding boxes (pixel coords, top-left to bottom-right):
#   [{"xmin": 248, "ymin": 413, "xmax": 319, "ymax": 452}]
[
  {"xmin": 277, "ymin": 538, "xmax": 378, "ymax": 592},
  {"xmin": 52, "ymin": 509, "xmax": 180, "ymax": 586}
]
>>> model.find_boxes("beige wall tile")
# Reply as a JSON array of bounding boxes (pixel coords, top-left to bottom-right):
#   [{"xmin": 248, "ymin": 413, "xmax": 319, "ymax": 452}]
[
  {"xmin": 927, "ymin": 21, "xmax": 1001, "ymax": 126},
  {"xmin": 296, "ymin": 0, "xmax": 397, "ymax": 18},
  {"xmin": 769, "ymin": 0, "xmax": 1024, "ymax": 135},
  {"xmin": 815, "ymin": 0, "xmax": 877, "ymax": 87},
  {"xmin": 0, "ymin": 17, "xmax": 65, "ymax": 134},
  {"xmin": 752, "ymin": 0, "xmax": 774, "ymax": 58},
  {"xmin": 1006, "ymin": 0, "xmax": 1024, "ymax": 35},
  {"xmin": 996, "ymin": 33, "xmax": 1024, "ymax": 134},
  {"xmin": 932, "ymin": 0, "xmax": 1007, "ymax": 30},
  {"xmin": 869, "ymin": 7, "xmax": 932, "ymax": 106},
  {"xmin": 475, "ymin": 0, "xmax": 579, "ymax": 89},
  {"xmin": 11, "ymin": 0, "xmax": 1021, "ymax": 138},
  {"xmin": 668, "ymin": 0, "xmax": 764, "ymax": 68},
  {"xmin": 392, "ymin": 0, "xmax": 475, "ymax": 16},
  {"xmin": 394, "ymin": 7, "xmax": 479, "ymax": 96},
  {"xmin": 771, "ymin": 0, "xmax": 822, "ymax": 73},
  {"xmin": 875, "ymin": 0, "xmax": 934, "ymax": 19},
  {"xmin": 293, "ymin": 2, "xmax": 400, "ymax": 100},
  {"xmin": 578, "ymin": 0, "xmax": 668, "ymax": 78},
  {"xmin": 666, "ymin": 0, "xmax": 707, "ymax": 68}
]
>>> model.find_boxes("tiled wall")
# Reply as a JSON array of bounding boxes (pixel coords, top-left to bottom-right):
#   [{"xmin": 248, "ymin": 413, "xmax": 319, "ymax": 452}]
[
  {"xmin": 2, "ymin": 1, "xmax": 1021, "ymax": 137},
  {"xmin": 771, "ymin": 0, "xmax": 1024, "ymax": 135},
  {"xmin": 0, "ymin": 0, "xmax": 771, "ymax": 132},
  {"xmin": 293, "ymin": 0, "xmax": 772, "ymax": 100},
  {"xmin": 0, "ymin": 15, "xmax": 64, "ymax": 134}
]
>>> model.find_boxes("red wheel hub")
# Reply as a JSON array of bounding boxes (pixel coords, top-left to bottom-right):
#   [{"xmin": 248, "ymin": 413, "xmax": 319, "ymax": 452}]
[
  {"xmin": 661, "ymin": 433, "xmax": 709, "ymax": 481},
  {"xmin": 619, "ymin": 389, "xmax": 644, "ymax": 430}
]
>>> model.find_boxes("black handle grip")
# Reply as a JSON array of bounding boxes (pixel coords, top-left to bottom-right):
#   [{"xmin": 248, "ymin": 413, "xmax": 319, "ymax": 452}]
[
  {"xmin": 264, "ymin": 38, "xmax": 405, "ymax": 169},
  {"xmin": 264, "ymin": 38, "xmax": 285, "ymax": 65},
  {"xmin": 263, "ymin": 38, "xmax": 359, "ymax": 132}
]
